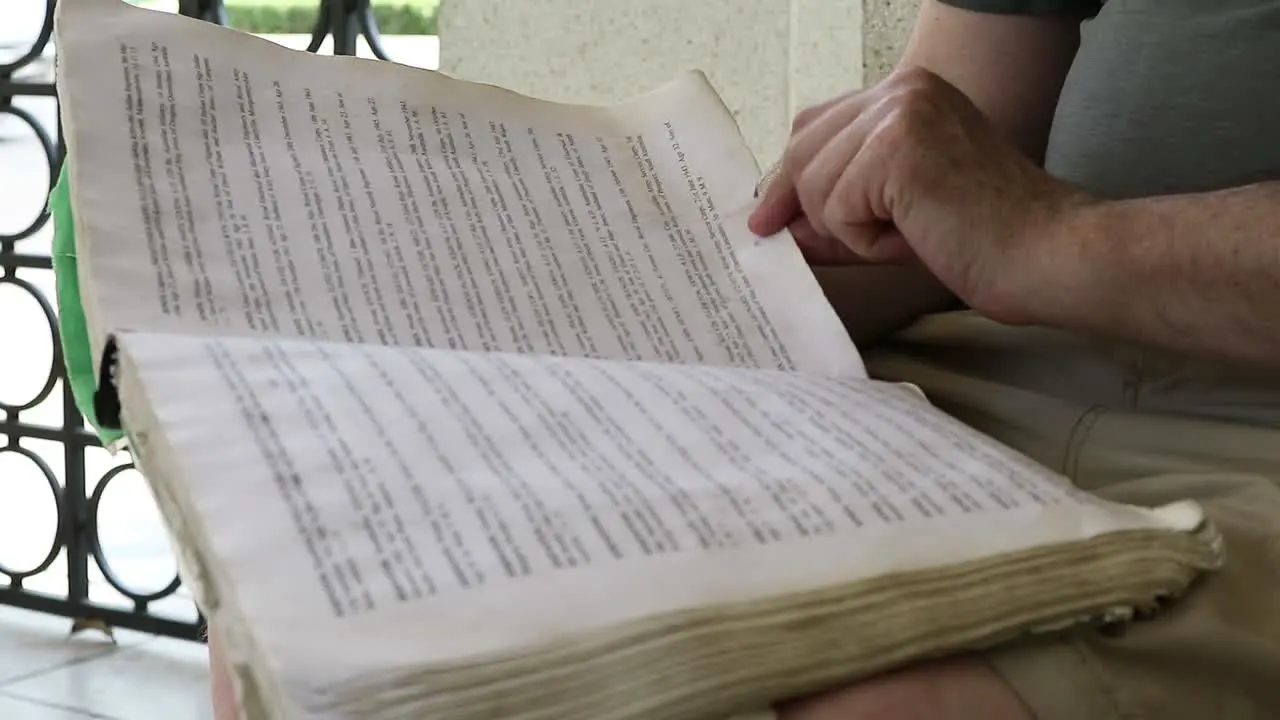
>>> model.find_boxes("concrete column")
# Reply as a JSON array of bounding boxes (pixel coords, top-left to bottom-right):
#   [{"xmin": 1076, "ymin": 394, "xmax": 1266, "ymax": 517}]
[
  {"xmin": 863, "ymin": 0, "xmax": 921, "ymax": 83},
  {"xmin": 438, "ymin": 0, "xmax": 916, "ymax": 166}
]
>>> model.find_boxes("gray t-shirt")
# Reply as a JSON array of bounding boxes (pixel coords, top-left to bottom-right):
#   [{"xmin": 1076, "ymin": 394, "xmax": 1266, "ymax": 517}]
[
  {"xmin": 894, "ymin": 1, "xmax": 1280, "ymax": 425},
  {"xmin": 941, "ymin": 0, "xmax": 1280, "ymax": 198}
]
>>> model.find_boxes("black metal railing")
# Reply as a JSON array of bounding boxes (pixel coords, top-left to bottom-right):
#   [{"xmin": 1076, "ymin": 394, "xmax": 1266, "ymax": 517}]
[{"xmin": 0, "ymin": 0, "xmax": 397, "ymax": 642}]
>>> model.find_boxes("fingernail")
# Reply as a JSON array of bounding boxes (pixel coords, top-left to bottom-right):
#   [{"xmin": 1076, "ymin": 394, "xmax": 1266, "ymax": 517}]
[{"xmin": 755, "ymin": 160, "xmax": 781, "ymax": 199}]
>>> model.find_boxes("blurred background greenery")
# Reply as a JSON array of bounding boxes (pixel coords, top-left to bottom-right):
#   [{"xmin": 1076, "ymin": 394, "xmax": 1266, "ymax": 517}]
[{"xmin": 128, "ymin": 0, "xmax": 439, "ymax": 35}]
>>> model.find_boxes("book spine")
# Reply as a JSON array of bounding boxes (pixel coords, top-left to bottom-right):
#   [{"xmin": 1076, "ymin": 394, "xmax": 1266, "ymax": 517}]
[{"xmin": 93, "ymin": 335, "xmax": 123, "ymax": 432}]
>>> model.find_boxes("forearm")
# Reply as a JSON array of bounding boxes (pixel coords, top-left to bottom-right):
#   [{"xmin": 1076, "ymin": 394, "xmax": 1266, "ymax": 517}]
[
  {"xmin": 900, "ymin": 1, "xmax": 1082, "ymax": 162},
  {"xmin": 1035, "ymin": 182, "xmax": 1280, "ymax": 368},
  {"xmin": 812, "ymin": 264, "xmax": 959, "ymax": 347}
]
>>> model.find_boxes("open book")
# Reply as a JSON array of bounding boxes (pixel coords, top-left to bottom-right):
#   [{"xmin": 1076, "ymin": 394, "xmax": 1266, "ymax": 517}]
[{"xmin": 54, "ymin": 1, "xmax": 1222, "ymax": 718}]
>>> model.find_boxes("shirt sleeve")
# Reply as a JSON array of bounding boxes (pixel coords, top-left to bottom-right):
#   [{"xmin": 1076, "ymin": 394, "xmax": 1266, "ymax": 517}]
[{"xmin": 936, "ymin": 0, "xmax": 1102, "ymax": 15}]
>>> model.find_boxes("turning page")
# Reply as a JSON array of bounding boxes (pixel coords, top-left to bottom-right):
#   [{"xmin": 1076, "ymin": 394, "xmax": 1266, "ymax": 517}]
[
  {"xmin": 114, "ymin": 330, "xmax": 1205, "ymax": 718},
  {"xmin": 55, "ymin": 0, "xmax": 862, "ymax": 379}
]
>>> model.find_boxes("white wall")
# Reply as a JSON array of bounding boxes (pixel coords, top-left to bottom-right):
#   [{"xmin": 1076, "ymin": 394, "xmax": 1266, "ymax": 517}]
[{"xmin": 437, "ymin": 0, "xmax": 910, "ymax": 167}]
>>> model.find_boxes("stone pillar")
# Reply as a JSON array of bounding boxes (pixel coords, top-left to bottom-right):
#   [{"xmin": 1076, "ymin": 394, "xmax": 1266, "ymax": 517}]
[
  {"xmin": 438, "ymin": 0, "xmax": 917, "ymax": 166},
  {"xmin": 864, "ymin": 0, "xmax": 921, "ymax": 83}
]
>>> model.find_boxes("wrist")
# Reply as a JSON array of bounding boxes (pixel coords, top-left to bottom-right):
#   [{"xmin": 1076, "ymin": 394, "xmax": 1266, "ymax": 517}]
[
  {"xmin": 988, "ymin": 188, "xmax": 1116, "ymax": 330},
  {"xmin": 1037, "ymin": 196, "xmax": 1135, "ymax": 332}
]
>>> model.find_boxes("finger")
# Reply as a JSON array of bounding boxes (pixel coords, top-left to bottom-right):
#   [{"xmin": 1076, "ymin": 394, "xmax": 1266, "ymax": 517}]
[
  {"xmin": 800, "ymin": 236, "xmax": 866, "ymax": 266},
  {"xmin": 791, "ymin": 215, "xmax": 891, "ymax": 266},
  {"xmin": 790, "ymin": 93, "xmax": 847, "ymax": 132},
  {"xmin": 748, "ymin": 166, "xmax": 802, "ymax": 236},
  {"xmin": 792, "ymin": 109, "xmax": 882, "ymax": 241},
  {"xmin": 754, "ymin": 159, "xmax": 783, "ymax": 199},
  {"xmin": 794, "ymin": 95, "xmax": 896, "ymax": 243},
  {"xmin": 789, "ymin": 216, "xmax": 860, "ymax": 265},
  {"xmin": 787, "ymin": 214, "xmax": 820, "ymax": 246},
  {"xmin": 856, "ymin": 224, "xmax": 918, "ymax": 264},
  {"xmin": 820, "ymin": 108, "xmax": 898, "ymax": 254},
  {"xmin": 792, "ymin": 212, "xmax": 918, "ymax": 266},
  {"xmin": 826, "ymin": 138, "xmax": 920, "ymax": 265},
  {"xmin": 750, "ymin": 92, "xmax": 869, "ymax": 236},
  {"xmin": 752, "ymin": 94, "xmax": 871, "ymax": 236},
  {"xmin": 785, "ymin": 92, "xmax": 874, "ymax": 186},
  {"xmin": 753, "ymin": 94, "xmax": 846, "ymax": 203}
]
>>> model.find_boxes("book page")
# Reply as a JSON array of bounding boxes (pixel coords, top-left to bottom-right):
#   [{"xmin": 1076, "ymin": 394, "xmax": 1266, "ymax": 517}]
[
  {"xmin": 55, "ymin": 0, "xmax": 863, "ymax": 379},
  {"xmin": 114, "ymin": 331, "xmax": 1193, "ymax": 714}
]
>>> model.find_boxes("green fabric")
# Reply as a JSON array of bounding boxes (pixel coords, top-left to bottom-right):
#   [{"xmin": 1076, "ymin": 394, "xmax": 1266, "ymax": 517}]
[
  {"xmin": 50, "ymin": 162, "xmax": 125, "ymax": 444},
  {"xmin": 937, "ymin": 0, "xmax": 1102, "ymax": 15}
]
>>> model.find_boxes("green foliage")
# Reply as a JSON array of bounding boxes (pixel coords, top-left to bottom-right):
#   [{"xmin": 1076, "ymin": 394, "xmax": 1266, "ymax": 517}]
[{"xmin": 223, "ymin": 1, "xmax": 438, "ymax": 36}]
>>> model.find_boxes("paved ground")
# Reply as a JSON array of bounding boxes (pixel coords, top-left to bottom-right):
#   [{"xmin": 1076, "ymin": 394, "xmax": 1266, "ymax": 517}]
[{"xmin": 0, "ymin": 604, "xmax": 213, "ymax": 719}]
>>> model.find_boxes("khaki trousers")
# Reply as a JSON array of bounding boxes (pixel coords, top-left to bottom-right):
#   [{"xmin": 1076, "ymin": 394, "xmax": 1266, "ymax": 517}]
[{"xmin": 866, "ymin": 311, "xmax": 1280, "ymax": 720}]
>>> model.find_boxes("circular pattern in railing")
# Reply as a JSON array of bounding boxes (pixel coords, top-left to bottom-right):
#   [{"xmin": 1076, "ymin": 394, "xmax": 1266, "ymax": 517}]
[
  {"xmin": 0, "ymin": 275, "xmax": 59, "ymax": 412},
  {"xmin": 0, "ymin": 0, "xmax": 55, "ymax": 78},
  {"xmin": 0, "ymin": 2, "xmax": 58, "ymax": 245},
  {"xmin": 0, "ymin": 445, "xmax": 65, "ymax": 586},
  {"xmin": 87, "ymin": 463, "xmax": 183, "ymax": 608},
  {"xmin": 0, "ymin": 0, "xmax": 404, "ymax": 640},
  {"xmin": 0, "ymin": 104, "xmax": 57, "ymax": 243}
]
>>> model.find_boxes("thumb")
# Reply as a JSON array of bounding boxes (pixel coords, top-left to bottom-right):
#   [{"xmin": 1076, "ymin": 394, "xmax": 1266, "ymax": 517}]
[
  {"xmin": 790, "ymin": 217, "xmax": 864, "ymax": 265},
  {"xmin": 749, "ymin": 161, "xmax": 801, "ymax": 236},
  {"xmin": 838, "ymin": 223, "xmax": 919, "ymax": 265}
]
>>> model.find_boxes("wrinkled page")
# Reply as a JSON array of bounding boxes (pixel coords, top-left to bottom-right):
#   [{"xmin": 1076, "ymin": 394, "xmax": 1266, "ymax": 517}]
[
  {"xmin": 115, "ymin": 331, "xmax": 1188, "ymax": 718},
  {"xmin": 56, "ymin": 0, "xmax": 863, "ymax": 379}
]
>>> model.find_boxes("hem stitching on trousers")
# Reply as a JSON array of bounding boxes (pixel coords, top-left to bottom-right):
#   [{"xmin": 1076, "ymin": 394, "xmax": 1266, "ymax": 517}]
[{"xmin": 1062, "ymin": 405, "xmax": 1106, "ymax": 480}]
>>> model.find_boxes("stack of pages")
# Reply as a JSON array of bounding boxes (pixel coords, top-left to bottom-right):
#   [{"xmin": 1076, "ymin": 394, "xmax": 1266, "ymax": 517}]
[{"xmin": 52, "ymin": 0, "xmax": 1222, "ymax": 717}]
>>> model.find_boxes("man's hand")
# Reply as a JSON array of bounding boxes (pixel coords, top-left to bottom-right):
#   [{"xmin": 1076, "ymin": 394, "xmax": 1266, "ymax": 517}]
[
  {"xmin": 777, "ymin": 656, "xmax": 1032, "ymax": 720},
  {"xmin": 750, "ymin": 66, "xmax": 1093, "ymax": 325}
]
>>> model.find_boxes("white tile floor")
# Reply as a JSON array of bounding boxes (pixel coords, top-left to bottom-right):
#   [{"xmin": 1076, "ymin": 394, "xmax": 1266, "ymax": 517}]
[{"xmin": 0, "ymin": 605, "xmax": 214, "ymax": 719}]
